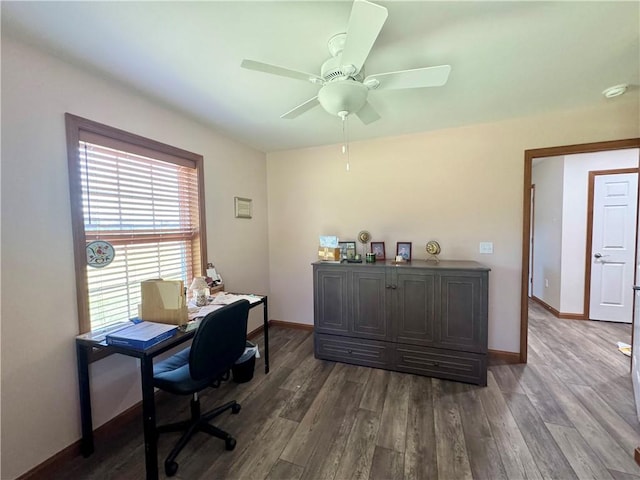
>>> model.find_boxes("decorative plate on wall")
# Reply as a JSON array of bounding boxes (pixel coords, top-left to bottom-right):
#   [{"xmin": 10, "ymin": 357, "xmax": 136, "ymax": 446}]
[{"xmin": 86, "ymin": 240, "xmax": 115, "ymax": 268}]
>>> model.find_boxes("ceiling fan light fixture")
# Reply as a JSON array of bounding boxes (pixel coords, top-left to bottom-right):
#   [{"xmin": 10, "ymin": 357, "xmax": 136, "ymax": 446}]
[
  {"xmin": 318, "ymin": 80, "xmax": 368, "ymax": 116},
  {"xmin": 602, "ymin": 84, "xmax": 628, "ymax": 98}
]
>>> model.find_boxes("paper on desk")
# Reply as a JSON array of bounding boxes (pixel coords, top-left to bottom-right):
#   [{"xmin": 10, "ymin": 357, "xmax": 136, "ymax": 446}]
[
  {"xmin": 188, "ymin": 294, "xmax": 261, "ymax": 320},
  {"xmin": 194, "ymin": 304, "xmax": 225, "ymax": 317},
  {"xmin": 77, "ymin": 321, "xmax": 133, "ymax": 343},
  {"xmin": 211, "ymin": 293, "xmax": 262, "ymax": 305}
]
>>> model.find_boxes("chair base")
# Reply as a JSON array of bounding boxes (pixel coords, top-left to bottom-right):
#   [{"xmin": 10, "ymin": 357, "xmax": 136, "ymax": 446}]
[{"xmin": 157, "ymin": 396, "xmax": 241, "ymax": 477}]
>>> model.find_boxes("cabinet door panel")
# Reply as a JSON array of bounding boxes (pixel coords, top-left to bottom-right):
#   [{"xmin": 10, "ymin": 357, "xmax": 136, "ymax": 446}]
[
  {"xmin": 394, "ymin": 272, "xmax": 436, "ymax": 346},
  {"xmin": 439, "ymin": 273, "xmax": 488, "ymax": 353},
  {"xmin": 314, "ymin": 267, "xmax": 349, "ymax": 335},
  {"xmin": 351, "ymin": 268, "xmax": 388, "ymax": 340}
]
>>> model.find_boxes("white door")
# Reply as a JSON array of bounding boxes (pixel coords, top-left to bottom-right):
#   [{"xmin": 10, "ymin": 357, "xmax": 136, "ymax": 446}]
[
  {"xmin": 589, "ymin": 172, "xmax": 638, "ymax": 323},
  {"xmin": 632, "ymin": 286, "xmax": 640, "ymax": 420},
  {"xmin": 634, "ymin": 170, "xmax": 640, "ymax": 421}
]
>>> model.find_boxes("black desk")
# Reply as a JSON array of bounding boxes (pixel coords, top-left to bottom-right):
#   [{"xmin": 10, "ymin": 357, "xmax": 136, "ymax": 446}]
[{"xmin": 75, "ymin": 296, "xmax": 268, "ymax": 480}]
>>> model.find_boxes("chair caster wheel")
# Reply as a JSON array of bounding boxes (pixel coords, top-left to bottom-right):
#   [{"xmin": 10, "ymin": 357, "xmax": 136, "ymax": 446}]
[
  {"xmin": 225, "ymin": 436, "xmax": 237, "ymax": 451},
  {"xmin": 231, "ymin": 403, "xmax": 241, "ymax": 414},
  {"xmin": 165, "ymin": 460, "xmax": 179, "ymax": 477}
]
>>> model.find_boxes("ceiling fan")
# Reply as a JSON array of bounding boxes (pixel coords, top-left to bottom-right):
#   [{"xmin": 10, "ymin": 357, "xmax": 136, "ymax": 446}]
[{"xmin": 240, "ymin": 0, "xmax": 451, "ymax": 125}]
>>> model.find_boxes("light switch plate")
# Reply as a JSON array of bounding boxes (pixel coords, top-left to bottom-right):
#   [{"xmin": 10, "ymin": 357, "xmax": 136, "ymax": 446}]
[{"xmin": 479, "ymin": 242, "xmax": 493, "ymax": 254}]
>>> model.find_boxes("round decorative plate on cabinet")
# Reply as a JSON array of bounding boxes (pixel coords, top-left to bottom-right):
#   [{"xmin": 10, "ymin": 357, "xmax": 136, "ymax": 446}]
[
  {"xmin": 426, "ymin": 240, "xmax": 441, "ymax": 256},
  {"xmin": 358, "ymin": 230, "xmax": 371, "ymax": 244}
]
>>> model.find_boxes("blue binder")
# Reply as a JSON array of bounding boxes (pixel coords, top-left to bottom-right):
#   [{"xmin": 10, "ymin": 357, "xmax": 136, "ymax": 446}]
[{"xmin": 106, "ymin": 321, "xmax": 178, "ymax": 350}]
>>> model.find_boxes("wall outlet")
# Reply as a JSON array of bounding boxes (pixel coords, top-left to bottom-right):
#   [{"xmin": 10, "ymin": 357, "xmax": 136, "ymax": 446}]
[
  {"xmin": 545, "ymin": 278, "xmax": 549, "ymax": 288},
  {"xmin": 479, "ymin": 242, "xmax": 493, "ymax": 254}
]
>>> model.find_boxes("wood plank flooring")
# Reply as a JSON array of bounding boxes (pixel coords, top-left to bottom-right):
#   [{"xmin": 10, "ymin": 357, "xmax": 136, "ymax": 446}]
[{"xmin": 49, "ymin": 301, "xmax": 640, "ymax": 479}]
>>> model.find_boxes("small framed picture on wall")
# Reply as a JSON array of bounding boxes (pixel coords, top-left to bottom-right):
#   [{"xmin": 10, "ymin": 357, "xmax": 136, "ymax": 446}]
[
  {"xmin": 396, "ymin": 242, "xmax": 412, "ymax": 261},
  {"xmin": 371, "ymin": 242, "xmax": 386, "ymax": 260},
  {"xmin": 234, "ymin": 197, "xmax": 252, "ymax": 219}
]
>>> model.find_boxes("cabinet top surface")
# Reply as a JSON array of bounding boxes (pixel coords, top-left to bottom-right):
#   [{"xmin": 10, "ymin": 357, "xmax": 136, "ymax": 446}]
[{"xmin": 312, "ymin": 259, "xmax": 490, "ymax": 271}]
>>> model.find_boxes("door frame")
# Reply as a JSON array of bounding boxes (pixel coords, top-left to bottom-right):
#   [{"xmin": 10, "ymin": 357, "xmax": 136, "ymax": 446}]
[
  {"xmin": 529, "ymin": 184, "xmax": 535, "ymax": 297},
  {"xmin": 585, "ymin": 168, "xmax": 639, "ymax": 322},
  {"xmin": 520, "ymin": 138, "xmax": 640, "ymax": 363}
]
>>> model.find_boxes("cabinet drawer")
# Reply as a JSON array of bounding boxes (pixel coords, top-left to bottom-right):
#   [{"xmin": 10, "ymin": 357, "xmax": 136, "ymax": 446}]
[
  {"xmin": 394, "ymin": 344, "xmax": 487, "ymax": 385},
  {"xmin": 314, "ymin": 333, "xmax": 390, "ymax": 369}
]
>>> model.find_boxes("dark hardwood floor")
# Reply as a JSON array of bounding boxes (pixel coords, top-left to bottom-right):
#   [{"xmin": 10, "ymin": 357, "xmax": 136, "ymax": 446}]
[{"xmin": 49, "ymin": 302, "xmax": 640, "ymax": 479}]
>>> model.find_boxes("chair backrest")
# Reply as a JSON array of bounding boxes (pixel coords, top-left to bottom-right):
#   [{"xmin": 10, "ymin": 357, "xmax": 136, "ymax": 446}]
[{"xmin": 189, "ymin": 300, "xmax": 250, "ymax": 381}]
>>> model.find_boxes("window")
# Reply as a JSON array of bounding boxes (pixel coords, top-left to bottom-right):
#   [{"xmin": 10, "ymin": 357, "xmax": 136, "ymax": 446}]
[{"xmin": 66, "ymin": 114, "xmax": 207, "ymax": 333}]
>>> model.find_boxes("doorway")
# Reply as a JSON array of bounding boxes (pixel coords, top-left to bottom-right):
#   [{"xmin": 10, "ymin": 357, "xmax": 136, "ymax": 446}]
[{"xmin": 520, "ymin": 138, "xmax": 640, "ymax": 363}]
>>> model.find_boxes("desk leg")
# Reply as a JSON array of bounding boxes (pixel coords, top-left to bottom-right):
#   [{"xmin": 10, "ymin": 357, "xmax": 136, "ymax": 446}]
[
  {"xmin": 140, "ymin": 357, "xmax": 159, "ymax": 480},
  {"xmin": 76, "ymin": 343, "xmax": 94, "ymax": 457},
  {"xmin": 263, "ymin": 297, "xmax": 269, "ymax": 374}
]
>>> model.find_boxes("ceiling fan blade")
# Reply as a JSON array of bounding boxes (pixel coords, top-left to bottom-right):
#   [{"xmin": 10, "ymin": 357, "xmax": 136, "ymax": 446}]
[
  {"xmin": 340, "ymin": 0, "xmax": 388, "ymax": 75},
  {"xmin": 241, "ymin": 59, "xmax": 323, "ymax": 84},
  {"xmin": 355, "ymin": 101, "xmax": 380, "ymax": 125},
  {"xmin": 365, "ymin": 65, "xmax": 451, "ymax": 90},
  {"xmin": 281, "ymin": 96, "xmax": 320, "ymax": 119}
]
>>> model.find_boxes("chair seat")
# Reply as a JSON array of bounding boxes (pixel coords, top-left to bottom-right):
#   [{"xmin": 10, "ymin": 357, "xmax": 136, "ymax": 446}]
[{"xmin": 153, "ymin": 347, "xmax": 215, "ymax": 395}]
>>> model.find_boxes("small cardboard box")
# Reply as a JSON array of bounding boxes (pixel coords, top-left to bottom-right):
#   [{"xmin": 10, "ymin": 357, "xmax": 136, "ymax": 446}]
[
  {"xmin": 139, "ymin": 279, "xmax": 188, "ymax": 326},
  {"xmin": 318, "ymin": 247, "xmax": 341, "ymax": 261}
]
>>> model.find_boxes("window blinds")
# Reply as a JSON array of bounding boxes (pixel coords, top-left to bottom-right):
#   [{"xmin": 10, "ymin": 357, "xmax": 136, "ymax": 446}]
[{"xmin": 78, "ymin": 139, "xmax": 201, "ymax": 330}]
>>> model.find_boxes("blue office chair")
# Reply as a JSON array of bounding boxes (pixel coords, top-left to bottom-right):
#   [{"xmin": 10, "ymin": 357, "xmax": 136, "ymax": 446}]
[{"xmin": 153, "ymin": 300, "xmax": 250, "ymax": 477}]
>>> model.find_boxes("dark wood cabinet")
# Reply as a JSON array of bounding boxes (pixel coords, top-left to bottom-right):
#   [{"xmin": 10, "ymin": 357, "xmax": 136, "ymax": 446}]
[{"xmin": 313, "ymin": 260, "xmax": 490, "ymax": 385}]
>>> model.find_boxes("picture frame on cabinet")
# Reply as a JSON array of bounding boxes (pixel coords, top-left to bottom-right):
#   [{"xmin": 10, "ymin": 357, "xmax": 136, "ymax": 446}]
[
  {"xmin": 371, "ymin": 242, "xmax": 386, "ymax": 260},
  {"xmin": 396, "ymin": 242, "xmax": 412, "ymax": 261},
  {"xmin": 339, "ymin": 241, "xmax": 356, "ymax": 260}
]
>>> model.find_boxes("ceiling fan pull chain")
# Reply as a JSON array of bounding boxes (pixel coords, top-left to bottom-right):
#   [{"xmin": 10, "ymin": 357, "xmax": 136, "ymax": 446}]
[{"xmin": 341, "ymin": 112, "xmax": 350, "ymax": 172}]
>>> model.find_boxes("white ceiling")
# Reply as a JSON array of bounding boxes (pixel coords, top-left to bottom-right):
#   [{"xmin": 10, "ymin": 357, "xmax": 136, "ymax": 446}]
[{"xmin": 2, "ymin": 1, "xmax": 638, "ymax": 153}]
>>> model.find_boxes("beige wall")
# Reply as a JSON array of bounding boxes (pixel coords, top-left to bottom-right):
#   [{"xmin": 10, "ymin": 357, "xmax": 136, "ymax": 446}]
[
  {"xmin": 266, "ymin": 97, "xmax": 639, "ymax": 354},
  {"xmin": 1, "ymin": 37, "xmax": 268, "ymax": 478},
  {"xmin": 531, "ymin": 156, "xmax": 565, "ymax": 309}
]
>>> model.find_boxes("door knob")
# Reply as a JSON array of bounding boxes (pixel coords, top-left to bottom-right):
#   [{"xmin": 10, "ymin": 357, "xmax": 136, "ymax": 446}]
[{"xmin": 594, "ymin": 253, "xmax": 602, "ymax": 258}]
